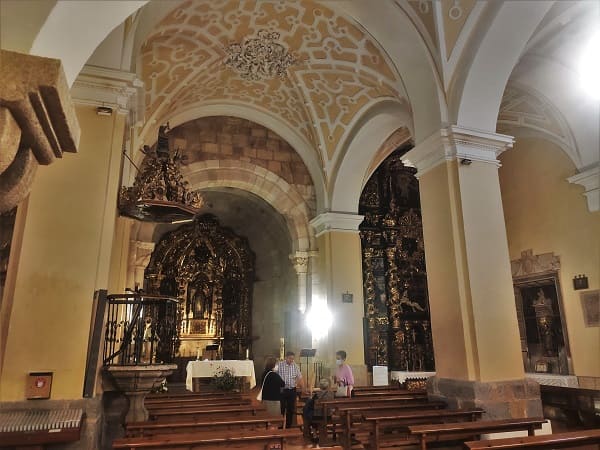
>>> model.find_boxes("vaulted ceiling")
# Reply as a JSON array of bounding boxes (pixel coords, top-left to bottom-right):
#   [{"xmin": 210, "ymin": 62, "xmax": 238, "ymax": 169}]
[{"xmin": 139, "ymin": 0, "xmax": 407, "ymax": 166}]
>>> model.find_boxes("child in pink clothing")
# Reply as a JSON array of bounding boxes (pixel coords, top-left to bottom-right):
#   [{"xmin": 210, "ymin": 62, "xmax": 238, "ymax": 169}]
[{"xmin": 334, "ymin": 350, "xmax": 354, "ymax": 396}]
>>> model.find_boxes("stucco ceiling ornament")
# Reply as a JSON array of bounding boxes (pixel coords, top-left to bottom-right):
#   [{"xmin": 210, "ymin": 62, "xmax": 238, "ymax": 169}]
[{"xmin": 224, "ymin": 30, "xmax": 296, "ymax": 81}]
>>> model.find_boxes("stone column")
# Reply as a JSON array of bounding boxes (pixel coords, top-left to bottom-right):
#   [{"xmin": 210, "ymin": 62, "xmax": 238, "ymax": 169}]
[
  {"xmin": 403, "ymin": 126, "xmax": 541, "ymax": 418},
  {"xmin": 127, "ymin": 240, "xmax": 155, "ymax": 290},
  {"xmin": 310, "ymin": 212, "xmax": 368, "ymax": 386},
  {"xmin": 290, "ymin": 251, "xmax": 309, "ymax": 313}
]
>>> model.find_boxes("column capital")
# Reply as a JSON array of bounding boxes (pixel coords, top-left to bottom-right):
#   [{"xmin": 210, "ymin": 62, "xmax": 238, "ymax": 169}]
[
  {"xmin": 289, "ymin": 251, "xmax": 309, "ymax": 274},
  {"xmin": 403, "ymin": 125, "xmax": 515, "ymax": 177},
  {"xmin": 71, "ymin": 65, "xmax": 144, "ymax": 123},
  {"xmin": 567, "ymin": 163, "xmax": 599, "ymax": 212},
  {"xmin": 309, "ymin": 212, "xmax": 364, "ymax": 237}
]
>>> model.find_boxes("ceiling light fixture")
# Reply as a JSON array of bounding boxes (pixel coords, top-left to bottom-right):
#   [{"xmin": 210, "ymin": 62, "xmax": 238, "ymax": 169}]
[{"xmin": 119, "ymin": 124, "xmax": 202, "ymax": 223}]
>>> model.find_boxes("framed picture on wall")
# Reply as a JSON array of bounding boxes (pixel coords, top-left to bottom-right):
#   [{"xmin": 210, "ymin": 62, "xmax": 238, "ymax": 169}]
[{"xmin": 581, "ymin": 290, "xmax": 600, "ymax": 327}]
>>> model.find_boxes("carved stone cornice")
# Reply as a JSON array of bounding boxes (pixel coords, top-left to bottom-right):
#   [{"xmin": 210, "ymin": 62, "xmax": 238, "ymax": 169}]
[
  {"xmin": 71, "ymin": 65, "xmax": 144, "ymax": 123},
  {"xmin": 402, "ymin": 125, "xmax": 514, "ymax": 177},
  {"xmin": 309, "ymin": 212, "xmax": 364, "ymax": 237},
  {"xmin": 511, "ymin": 249, "xmax": 560, "ymax": 279},
  {"xmin": 0, "ymin": 50, "xmax": 80, "ymax": 213},
  {"xmin": 567, "ymin": 164, "xmax": 599, "ymax": 213}
]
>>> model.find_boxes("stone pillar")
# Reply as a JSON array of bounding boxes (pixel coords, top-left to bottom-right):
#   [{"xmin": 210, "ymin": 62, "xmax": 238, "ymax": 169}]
[
  {"xmin": 290, "ymin": 251, "xmax": 309, "ymax": 313},
  {"xmin": 403, "ymin": 126, "xmax": 541, "ymax": 418},
  {"xmin": 0, "ymin": 50, "xmax": 80, "ymax": 214},
  {"xmin": 127, "ymin": 240, "xmax": 155, "ymax": 290},
  {"xmin": 310, "ymin": 212, "xmax": 368, "ymax": 386}
]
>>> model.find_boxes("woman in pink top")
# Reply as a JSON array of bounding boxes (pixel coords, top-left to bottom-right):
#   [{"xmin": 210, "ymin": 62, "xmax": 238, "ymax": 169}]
[{"xmin": 334, "ymin": 350, "xmax": 354, "ymax": 396}]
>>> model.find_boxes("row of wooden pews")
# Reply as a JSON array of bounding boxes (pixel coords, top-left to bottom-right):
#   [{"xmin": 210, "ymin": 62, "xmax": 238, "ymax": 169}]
[
  {"xmin": 113, "ymin": 390, "xmax": 302, "ymax": 449},
  {"xmin": 308, "ymin": 385, "xmax": 598, "ymax": 450}
]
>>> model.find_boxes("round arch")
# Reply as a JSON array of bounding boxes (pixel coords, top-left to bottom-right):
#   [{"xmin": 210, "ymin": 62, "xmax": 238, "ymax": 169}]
[
  {"xmin": 138, "ymin": 103, "xmax": 327, "ymax": 214},
  {"xmin": 452, "ymin": 1, "xmax": 553, "ymax": 131},
  {"xmin": 30, "ymin": 1, "xmax": 148, "ymax": 86},
  {"xmin": 330, "ymin": 100, "xmax": 412, "ymax": 213},
  {"xmin": 182, "ymin": 160, "xmax": 315, "ymax": 253}
]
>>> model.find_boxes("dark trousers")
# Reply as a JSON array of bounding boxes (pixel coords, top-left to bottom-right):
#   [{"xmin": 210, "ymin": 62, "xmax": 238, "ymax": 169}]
[{"xmin": 280, "ymin": 388, "xmax": 296, "ymax": 428}]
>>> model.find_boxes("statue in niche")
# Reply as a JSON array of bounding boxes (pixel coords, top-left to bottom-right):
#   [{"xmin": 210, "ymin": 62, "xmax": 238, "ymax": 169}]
[{"xmin": 532, "ymin": 289, "xmax": 555, "ymax": 356}]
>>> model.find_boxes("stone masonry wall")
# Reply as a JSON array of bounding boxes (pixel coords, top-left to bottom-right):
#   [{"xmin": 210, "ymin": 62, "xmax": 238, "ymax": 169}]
[{"xmin": 167, "ymin": 117, "xmax": 316, "ymax": 212}]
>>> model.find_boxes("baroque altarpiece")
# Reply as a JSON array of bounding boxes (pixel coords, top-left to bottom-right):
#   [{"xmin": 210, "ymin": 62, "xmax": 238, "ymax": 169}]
[
  {"xmin": 145, "ymin": 214, "xmax": 255, "ymax": 360},
  {"xmin": 359, "ymin": 147, "xmax": 435, "ymax": 372}
]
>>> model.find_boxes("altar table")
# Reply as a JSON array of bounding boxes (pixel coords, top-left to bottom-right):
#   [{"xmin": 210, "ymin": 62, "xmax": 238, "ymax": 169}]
[{"xmin": 186, "ymin": 360, "xmax": 257, "ymax": 391}]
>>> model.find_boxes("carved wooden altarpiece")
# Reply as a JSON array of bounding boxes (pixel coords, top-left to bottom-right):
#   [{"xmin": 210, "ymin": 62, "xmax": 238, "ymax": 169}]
[
  {"xmin": 359, "ymin": 147, "xmax": 435, "ymax": 371},
  {"xmin": 145, "ymin": 214, "xmax": 255, "ymax": 360}
]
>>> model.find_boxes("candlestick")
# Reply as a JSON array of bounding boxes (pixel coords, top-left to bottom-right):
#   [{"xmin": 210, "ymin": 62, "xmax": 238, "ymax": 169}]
[
  {"xmin": 246, "ymin": 348, "xmax": 250, "ymax": 360},
  {"xmin": 196, "ymin": 347, "xmax": 201, "ymax": 360}
]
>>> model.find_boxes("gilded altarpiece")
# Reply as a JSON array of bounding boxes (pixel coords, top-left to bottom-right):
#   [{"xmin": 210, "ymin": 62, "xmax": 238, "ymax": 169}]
[
  {"xmin": 359, "ymin": 149, "xmax": 435, "ymax": 371},
  {"xmin": 145, "ymin": 214, "xmax": 255, "ymax": 360}
]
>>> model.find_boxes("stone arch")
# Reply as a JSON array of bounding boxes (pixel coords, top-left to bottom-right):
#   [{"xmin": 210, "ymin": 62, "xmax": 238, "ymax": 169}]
[
  {"xmin": 182, "ymin": 160, "xmax": 315, "ymax": 253},
  {"xmin": 30, "ymin": 1, "xmax": 148, "ymax": 86},
  {"xmin": 330, "ymin": 100, "xmax": 412, "ymax": 213},
  {"xmin": 498, "ymin": 83, "xmax": 581, "ymax": 167},
  {"xmin": 452, "ymin": 2, "xmax": 553, "ymax": 131},
  {"xmin": 138, "ymin": 104, "xmax": 327, "ymax": 214}
]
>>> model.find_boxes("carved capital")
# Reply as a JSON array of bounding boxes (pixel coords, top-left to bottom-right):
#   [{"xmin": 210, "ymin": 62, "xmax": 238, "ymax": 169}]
[
  {"xmin": 403, "ymin": 125, "xmax": 514, "ymax": 177},
  {"xmin": 567, "ymin": 164, "xmax": 599, "ymax": 213},
  {"xmin": 309, "ymin": 212, "xmax": 364, "ymax": 237},
  {"xmin": 290, "ymin": 251, "xmax": 309, "ymax": 274},
  {"xmin": 0, "ymin": 50, "xmax": 80, "ymax": 213}
]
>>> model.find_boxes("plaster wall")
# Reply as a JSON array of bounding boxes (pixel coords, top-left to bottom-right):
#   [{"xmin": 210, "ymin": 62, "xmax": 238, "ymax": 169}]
[
  {"xmin": 0, "ymin": 106, "xmax": 125, "ymax": 400},
  {"xmin": 315, "ymin": 231, "xmax": 366, "ymax": 385},
  {"xmin": 499, "ymin": 138, "xmax": 600, "ymax": 378}
]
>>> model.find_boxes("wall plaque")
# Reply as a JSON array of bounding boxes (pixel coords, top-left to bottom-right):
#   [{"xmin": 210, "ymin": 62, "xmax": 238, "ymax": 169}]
[{"xmin": 26, "ymin": 372, "xmax": 53, "ymax": 399}]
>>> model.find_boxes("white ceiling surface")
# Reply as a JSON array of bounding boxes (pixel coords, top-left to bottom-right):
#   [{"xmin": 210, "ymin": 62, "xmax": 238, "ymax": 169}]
[
  {"xmin": 2, "ymin": 0, "xmax": 595, "ymax": 172},
  {"xmin": 513, "ymin": 0, "xmax": 600, "ymax": 170}
]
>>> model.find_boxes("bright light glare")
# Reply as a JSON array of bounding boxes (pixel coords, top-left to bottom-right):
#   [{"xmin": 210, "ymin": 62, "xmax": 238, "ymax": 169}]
[
  {"xmin": 579, "ymin": 30, "xmax": 600, "ymax": 100},
  {"xmin": 305, "ymin": 300, "xmax": 332, "ymax": 340}
]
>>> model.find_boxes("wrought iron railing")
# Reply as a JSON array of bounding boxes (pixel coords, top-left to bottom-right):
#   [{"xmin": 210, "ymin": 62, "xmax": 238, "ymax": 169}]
[{"xmin": 103, "ymin": 292, "xmax": 180, "ymax": 366}]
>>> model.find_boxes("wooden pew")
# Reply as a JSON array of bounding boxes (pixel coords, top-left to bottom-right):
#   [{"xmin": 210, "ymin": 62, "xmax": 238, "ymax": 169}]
[
  {"xmin": 362, "ymin": 408, "xmax": 484, "ymax": 450},
  {"xmin": 149, "ymin": 404, "xmax": 265, "ymax": 422},
  {"xmin": 408, "ymin": 418, "xmax": 547, "ymax": 450},
  {"xmin": 464, "ymin": 428, "xmax": 600, "ymax": 449},
  {"xmin": 145, "ymin": 392, "xmax": 243, "ymax": 406},
  {"xmin": 145, "ymin": 397, "xmax": 252, "ymax": 414},
  {"xmin": 316, "ymin": 396, "xmax": 443, "ymax": 445},
  {"xmin": 540, "ymin": 385, "xmax": 600, "ymax": 428},
  {"xmin": 352, "ymin": 390, "xmax": 427, "ymax": 398},
  {"xmin": 113, "ymin": 427, "xmax": 302, "ymax": 449},
  {"xmin": 145, "ymin": 391, "xmax": 233, "ymax": 401},
  {"xmin": 335, "ymin": 401, "xmax": 447, "ymax": 448},
  {"xmin": 125, "ymin": 413, "xmax": 284, "ymax": 437}
]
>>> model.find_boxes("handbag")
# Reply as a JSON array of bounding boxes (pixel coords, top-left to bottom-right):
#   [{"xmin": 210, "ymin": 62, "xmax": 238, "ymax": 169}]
[
  {"xmin": 256, "ymin": 370, "xmax": 271, "ymax": 401},
  {"xmin": 335, "ymin": 383, "xmax": 349, "ymax": 398}
]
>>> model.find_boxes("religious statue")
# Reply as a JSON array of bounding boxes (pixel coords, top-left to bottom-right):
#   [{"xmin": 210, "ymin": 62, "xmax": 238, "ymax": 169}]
[
  {"xmin": 398, "ymin": 290, "xmax": 425, "ymax": 313},
  {"xmin": 532, "ymin": 289, "xmax": 555, "ymax": 356}
]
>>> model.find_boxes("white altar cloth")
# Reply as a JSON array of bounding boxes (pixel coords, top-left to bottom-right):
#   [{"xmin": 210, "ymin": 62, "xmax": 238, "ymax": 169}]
[
  {"xmin": 186, "ymin": 360, "xmax": 257, "ymax": 391},
  {"xmin": 390, "ymin": 371, "xmax": 436, "ymax": 383},
  {"xmin": 525, "ymin": 373, "xmax": 579, "ymax": 388}
]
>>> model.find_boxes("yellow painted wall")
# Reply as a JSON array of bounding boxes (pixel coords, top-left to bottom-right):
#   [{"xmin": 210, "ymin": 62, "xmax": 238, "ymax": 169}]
[
  {"xmin": 315, "ymin": 231, "xmax": 365, "ymax": 368},
  {"xmin": 499, "ymin": 138, "xmax": 600, "ymax": 377},
  {"xmin": 0, "ymin": 106, "xmax": 125, "ymax": 400}
]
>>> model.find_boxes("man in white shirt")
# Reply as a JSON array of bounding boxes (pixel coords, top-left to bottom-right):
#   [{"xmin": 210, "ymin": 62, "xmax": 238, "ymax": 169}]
[{"xmin": 276, "ymin": 351, "xmax": 305, "ymax": 428}]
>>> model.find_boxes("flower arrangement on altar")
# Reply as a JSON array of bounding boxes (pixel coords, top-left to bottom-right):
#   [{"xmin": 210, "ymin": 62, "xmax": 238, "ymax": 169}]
[{"xmin": 211, "ymin": 367, "xmax": 237, "ymax": 391}]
